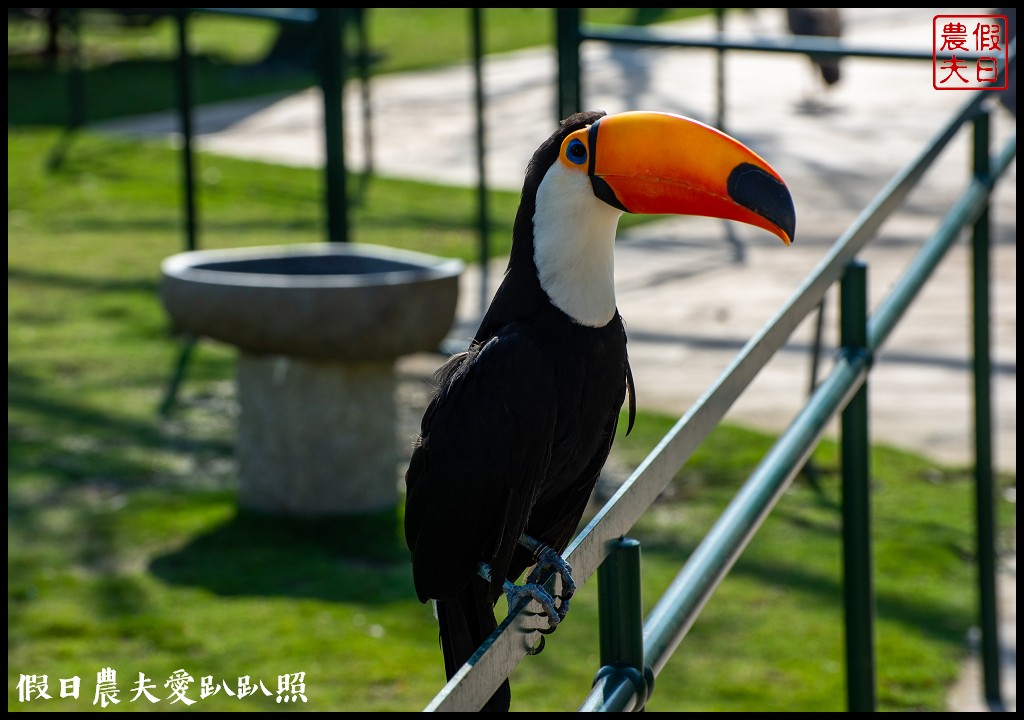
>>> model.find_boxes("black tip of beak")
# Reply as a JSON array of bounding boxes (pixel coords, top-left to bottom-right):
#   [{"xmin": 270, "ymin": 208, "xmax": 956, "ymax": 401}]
[{"xmin": 727, "ymin": 163, "xmax": 797, "ymax": 242}]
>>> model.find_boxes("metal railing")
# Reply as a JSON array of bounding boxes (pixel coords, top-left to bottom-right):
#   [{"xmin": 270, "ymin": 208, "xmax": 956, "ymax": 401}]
[
  {"xmin": 424, "ymin": 16, "xmax": 1015, "ymax": 713},
  {"xmin": 172, "ymin": 8, "xmax": 356, "ymax": 249}
]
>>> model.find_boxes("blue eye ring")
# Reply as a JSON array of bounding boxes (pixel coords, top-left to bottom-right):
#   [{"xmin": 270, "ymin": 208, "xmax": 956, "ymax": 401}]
[{"xmin": 566, "ymin": 138, "xmax": 587, "ymax": 165}]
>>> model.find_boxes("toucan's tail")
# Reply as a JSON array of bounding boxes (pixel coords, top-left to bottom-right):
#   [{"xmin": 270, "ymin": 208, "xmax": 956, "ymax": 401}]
[{"xmin": 436, "ymin": 579, "xmax": 510, "ymax": 712}]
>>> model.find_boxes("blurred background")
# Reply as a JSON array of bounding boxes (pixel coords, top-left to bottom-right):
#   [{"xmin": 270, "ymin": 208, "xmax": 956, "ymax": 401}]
[{"xmin": 8, "ymin": 7, "xmax": 1016, "ymax": 712}]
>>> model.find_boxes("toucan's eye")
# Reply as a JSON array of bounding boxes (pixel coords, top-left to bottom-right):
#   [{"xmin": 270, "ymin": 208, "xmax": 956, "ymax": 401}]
[{"xmin": 566, "ymin": 139, "xmax": 587, "ymax": 165}]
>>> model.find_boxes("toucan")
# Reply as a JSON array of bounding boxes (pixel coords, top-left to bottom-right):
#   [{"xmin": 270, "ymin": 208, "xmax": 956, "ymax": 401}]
[{"xmin": 404, "ymin": 110, "xmax": 794, "ymax": 711}]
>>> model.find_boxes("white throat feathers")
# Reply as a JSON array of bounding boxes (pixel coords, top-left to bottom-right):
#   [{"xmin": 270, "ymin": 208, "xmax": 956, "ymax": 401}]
[{"xmin": 532, "ymin": 162, "xmax": 624, "ymax": 327}]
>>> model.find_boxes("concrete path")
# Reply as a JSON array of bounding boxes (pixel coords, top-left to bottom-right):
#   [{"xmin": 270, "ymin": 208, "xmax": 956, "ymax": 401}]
[{"xmin": 97, "ymin": 8, "xmax": 1015, "ymax": 711}]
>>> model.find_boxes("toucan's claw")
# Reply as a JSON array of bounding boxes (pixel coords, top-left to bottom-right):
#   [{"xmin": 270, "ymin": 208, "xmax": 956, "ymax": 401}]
[
  {"xmin": 495, "ymin": 536, "xmax": 577, "ymax": 627},
  {"xmin": 502, "ymin": 579, "xmax": 563, "ymax": 629},
  {"xmin": 545, "ymin": 596, "xmax": 570, "ymax": 627},
  {"xmin": 527, "ymin": 545, "xmax": 577, "ymax": 607}
]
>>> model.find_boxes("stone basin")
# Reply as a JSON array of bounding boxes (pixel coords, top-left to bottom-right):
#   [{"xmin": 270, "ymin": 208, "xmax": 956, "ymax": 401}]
[
  {"xmin": 158, "ymin": 243, "xmax": 464, "ymax": 517},
  {"xmin": 160, "ymin": 243, "xmax": 464, "ymax": 361}
]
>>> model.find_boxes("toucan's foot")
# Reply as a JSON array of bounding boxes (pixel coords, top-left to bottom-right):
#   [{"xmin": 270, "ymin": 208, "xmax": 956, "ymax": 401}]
[
  {"xmin": 527, "ymin": 544, "xmax": 577, "ymax": 608},
  {"xmin": 517, "ymin": 536, "xmax": 576, "ymax": 625},
  {"xmin": 502, "ymin": 579, "xmax": 563, "ymax": 629},
  {"xmin": 479, "ymin": 536, "xmax": 578, "ymax": 628}
]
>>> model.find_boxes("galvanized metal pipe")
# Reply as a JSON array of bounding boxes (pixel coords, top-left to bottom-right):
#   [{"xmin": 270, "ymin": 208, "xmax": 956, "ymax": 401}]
[{"xmin": 579, "ymin": 674, "xmax": 640, "ymax": 713}]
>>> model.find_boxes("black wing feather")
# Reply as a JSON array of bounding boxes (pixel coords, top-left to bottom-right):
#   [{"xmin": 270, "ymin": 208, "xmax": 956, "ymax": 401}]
[{"xmin": 405, "ymin": 332, "xmax": 558, "ymax": 604}]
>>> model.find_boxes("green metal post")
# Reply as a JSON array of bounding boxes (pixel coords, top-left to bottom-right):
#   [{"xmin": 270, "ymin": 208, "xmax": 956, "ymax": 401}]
[
  {"xmin": 354, "ymin": 9, "xmax": 373, "ymax": 181},
  {"xmin": 471, "ymin": 8, "xmax": 490, "ymax": 318},
  {"xmin": 840, "ymin": 261, "xmax": 875, "ymax": 712},
  {"xmin": 66, "ymin": 9, "xmax": 85, "ymax": 130},
  {"xmin": 801, "ymin": 297, "xmax": 827, "ymax": 488},
  {"xmin": 160, "ymin": 10, "xmax": 200, "ymax": 417},
  {"xmin": 595, "ymin": 537, "xmax": 650, "ymax": 711},
  {"xmin": 714, "ymin": 8, "xmax": 726, "ymax": 133},
  {"xmin": 555, "ymin": 8, "xmax": 582, "ymax": 121},
  {"xmin": 318, "ymin": 9, "xmax": 349, "ymax": 243},
  {"xmin": 970, "ymin": 109, "xmax": 1003, "ymax": 710},
  {"xmin": 175, "ymin": 10, "xmax": 197, "ymax": 251},
  {"xmin": 159, "ymin": 334, "xmax": 197, "ymax": 417}
]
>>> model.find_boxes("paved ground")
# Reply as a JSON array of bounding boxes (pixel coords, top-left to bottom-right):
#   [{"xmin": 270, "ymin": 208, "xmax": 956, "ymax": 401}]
[{"xmin": 98, "ymin": 8, "xmax": 1016, "ymax": 711}]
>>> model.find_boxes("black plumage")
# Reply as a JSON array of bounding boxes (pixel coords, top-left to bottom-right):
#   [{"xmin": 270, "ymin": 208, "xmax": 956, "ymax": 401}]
[
  {"xmin": 404, "ymin": 109, "xmax": 794, "ymax": 712},
  {"xmin": 405, "ymin": 112, "xmax": 626, "ymax": 712}
]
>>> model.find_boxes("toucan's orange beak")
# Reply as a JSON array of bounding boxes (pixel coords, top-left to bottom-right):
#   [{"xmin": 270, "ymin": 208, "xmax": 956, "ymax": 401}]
[{"xmin": 563, "ymin": 111, "xmax": 795, "ymax": 245}]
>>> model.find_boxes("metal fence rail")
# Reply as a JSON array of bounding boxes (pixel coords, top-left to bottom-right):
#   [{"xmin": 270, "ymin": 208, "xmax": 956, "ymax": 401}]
[
  {"xmin": 580, "ymin": 103, "xmax": 1015, "ymax": 715},
  {"xmin": 425, "ymin": 20, "xmax": 1015, "ymax": 712}
]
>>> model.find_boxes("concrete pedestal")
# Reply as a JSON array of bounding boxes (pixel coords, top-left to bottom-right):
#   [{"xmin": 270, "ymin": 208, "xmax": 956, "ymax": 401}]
[
  {"xmin": 235, "ymin": 353, "xmax": 399, "ymax": 515},
  {"xmin": 158, "ymin": 243, "xmax": 463, "ymax": 519}
]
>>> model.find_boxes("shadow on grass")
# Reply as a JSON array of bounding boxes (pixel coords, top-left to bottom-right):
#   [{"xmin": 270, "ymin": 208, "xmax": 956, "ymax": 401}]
[
  {"xmin": 638, "ymin": 515, "xmax": 972, "ymax": 652},
  {"xmin": 7, "ymin": 52, "xmax": 314, "ymax": 128},
  {"xmin": 7, "ymin": 366, "xmax": 234, "ymax": 484},
  {"xmin": 150, "ymin": 508, "xmax": 415, "ymax": 604},
  {"xmin": 8, "ymin": 266, "xmax": 161, "ymax": 295}
]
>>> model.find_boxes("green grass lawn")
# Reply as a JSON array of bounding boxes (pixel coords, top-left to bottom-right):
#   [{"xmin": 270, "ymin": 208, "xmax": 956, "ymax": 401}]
[{"xmin": 8, "ymin": 126, "xmax": 1016, "ymax": 712}]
